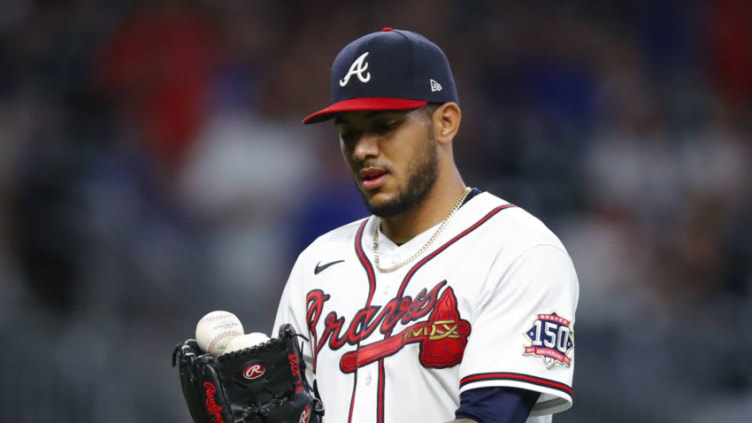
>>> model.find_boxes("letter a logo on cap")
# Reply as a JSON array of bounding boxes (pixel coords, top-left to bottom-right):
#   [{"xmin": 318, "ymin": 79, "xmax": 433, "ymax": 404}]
[{"xmin": 340, "ymin": 52, "xmax": 371, "ymax": 87}]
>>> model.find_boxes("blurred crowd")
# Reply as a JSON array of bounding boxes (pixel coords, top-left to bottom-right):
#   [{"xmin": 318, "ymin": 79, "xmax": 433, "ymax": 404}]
[{"xmin": 0, "ymin": 0, "xmax": 750, "ymax": 422}]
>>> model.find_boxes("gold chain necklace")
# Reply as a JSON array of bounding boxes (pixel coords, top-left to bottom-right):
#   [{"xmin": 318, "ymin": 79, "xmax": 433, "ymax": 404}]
[{"xmin": 373, "ymin": 187, "xmax": 472, "ymax": 273}]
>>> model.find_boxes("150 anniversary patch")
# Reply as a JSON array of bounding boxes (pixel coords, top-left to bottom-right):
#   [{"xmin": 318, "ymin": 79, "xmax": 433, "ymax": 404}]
[{"xmin": 523, "ymin": 312, "xmax": 574, "ymax": 369}]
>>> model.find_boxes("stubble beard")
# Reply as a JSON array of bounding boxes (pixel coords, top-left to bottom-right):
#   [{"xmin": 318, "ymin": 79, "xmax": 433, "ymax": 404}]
[{"xmin": 361, "ymin": 129, "xmax": 439, "ymax": 218}]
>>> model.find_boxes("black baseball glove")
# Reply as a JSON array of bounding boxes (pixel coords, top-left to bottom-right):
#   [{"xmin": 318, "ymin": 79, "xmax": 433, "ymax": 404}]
[{"xmin": 172, "ymin": 324, "xmax": 324, "ymax": 423}]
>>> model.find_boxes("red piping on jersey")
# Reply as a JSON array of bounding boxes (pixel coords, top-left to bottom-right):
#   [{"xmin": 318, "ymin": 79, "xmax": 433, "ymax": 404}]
[
  {"xmin": 362, "ymin": 203, "xmax": 517, "ymax": 423},
  {"xmin": 347, "ymin": 371, "xmax": 358, "ymax": 423},
  {"xmin": 378, "ymin": 360, "xmax": 386, "ymax": 422},
  {"xmin": 396, "ymin": 204, "xmax": 517, "ymax": 298},
  {"xmin": 460, "ymin": 372, "xmax": 573, "ymax": 397},
  {"xmin": 348, "ymin": 219, "xmax": 377, "ymax": 423},
  {"xmin": 355, "ymin": 219, "xmax": 377, "ymax": 306}
]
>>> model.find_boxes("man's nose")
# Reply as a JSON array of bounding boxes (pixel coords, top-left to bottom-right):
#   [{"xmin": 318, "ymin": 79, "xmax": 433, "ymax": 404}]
[{"xmin": 353, "ymin": 133, "xmax": 381, "ymax": 161}]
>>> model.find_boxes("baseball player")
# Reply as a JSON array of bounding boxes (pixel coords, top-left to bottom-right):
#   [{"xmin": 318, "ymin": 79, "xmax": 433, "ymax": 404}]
[{"xmin": 273, "ymin": 28, "xmax": 579, "ymax": 423}]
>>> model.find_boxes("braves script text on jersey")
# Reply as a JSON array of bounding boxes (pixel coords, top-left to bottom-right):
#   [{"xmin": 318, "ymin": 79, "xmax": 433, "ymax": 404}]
[{"xmin": 273, "ymin": 192, "xmax": 579, "ymax": 423}]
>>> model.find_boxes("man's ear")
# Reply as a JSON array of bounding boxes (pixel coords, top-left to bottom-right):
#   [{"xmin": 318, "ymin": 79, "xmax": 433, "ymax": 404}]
[{"xmin": 432, "ymin": 102, "xmax": 461, "ymax": 145}]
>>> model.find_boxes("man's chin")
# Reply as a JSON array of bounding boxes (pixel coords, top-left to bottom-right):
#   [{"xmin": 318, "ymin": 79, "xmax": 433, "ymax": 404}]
[
  {"xmin": 362, "ymin": 190, "xmax": 389, "ymax": 205},
  {"xmin": 365, "ymin": 195, "xmax": 408, "ymax": 218}
]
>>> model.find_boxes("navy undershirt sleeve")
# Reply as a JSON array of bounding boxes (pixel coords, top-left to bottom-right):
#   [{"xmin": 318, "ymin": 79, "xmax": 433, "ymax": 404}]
[{"xmin": 455, "ymin": 387, "xmax": 540, "ymax": 423}]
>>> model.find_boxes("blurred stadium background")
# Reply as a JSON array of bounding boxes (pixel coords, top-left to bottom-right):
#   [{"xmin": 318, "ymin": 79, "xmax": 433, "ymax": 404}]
[{"xmin": 1, "ymin": 0, "xmax": 750, "ymax": 421}]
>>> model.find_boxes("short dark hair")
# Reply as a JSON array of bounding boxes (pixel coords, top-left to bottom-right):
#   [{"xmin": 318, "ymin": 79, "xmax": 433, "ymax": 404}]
[{"xmin": 420, "ymin": 103, "xmax": 442, "ymax": 120}]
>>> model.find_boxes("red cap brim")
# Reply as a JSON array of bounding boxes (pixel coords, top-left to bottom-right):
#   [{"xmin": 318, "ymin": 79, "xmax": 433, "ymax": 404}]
[{"xmin": 303, "ymin": 98, "xmax": 428, "ymax": 124}]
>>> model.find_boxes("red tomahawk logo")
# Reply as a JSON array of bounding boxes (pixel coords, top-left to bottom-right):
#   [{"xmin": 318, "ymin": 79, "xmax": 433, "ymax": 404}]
[{"xmin": 340, "ymin": 287, "xmax": 471, "ymax": 372}]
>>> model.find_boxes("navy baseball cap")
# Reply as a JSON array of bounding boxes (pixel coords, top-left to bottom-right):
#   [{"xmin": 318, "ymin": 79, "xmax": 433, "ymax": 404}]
[{"xmin": 303, "ymin": 27, "xmax": 459, "ymax": 124}]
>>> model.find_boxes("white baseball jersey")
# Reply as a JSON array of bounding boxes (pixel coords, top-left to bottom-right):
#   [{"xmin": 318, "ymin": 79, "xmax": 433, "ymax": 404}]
[{"xmin": 273, "ymin": 191, "xmax": 579, "ymax": 423}]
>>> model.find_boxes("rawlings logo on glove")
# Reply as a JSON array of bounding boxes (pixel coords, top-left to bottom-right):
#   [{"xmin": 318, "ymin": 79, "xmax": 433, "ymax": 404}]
[{"xmin": 203, "ymin": 382, "xmax": 225, "ymax": 423}]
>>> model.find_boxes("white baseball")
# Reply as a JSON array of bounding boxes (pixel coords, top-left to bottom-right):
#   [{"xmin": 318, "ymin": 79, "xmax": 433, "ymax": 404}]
[
  {"xmin": 195, "ymin": 310, "xmax": 244, "ymax": 355},
  {"xmin": 224, "ymin": 332, "xmax": 270, "ymax": 354}
]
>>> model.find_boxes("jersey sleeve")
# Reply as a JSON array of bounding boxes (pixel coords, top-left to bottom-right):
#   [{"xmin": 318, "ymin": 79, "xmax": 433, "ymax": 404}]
[
  {"xmin": 459, "ymin": 244, "xmax": 579, "ymax": 417},
  {"xmin": 272, "ymin": 252, "xmax": 315, "ymax": 380}
]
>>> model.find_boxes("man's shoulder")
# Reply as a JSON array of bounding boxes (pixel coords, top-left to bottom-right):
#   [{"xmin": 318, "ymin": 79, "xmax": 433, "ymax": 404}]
[
  {"xmin": 300, "ymin": 216, "xmax": 370, "ymax": 255},
  {"xmin": 468, "ymin": 191, "xmax": 567, "ymax": 252}
]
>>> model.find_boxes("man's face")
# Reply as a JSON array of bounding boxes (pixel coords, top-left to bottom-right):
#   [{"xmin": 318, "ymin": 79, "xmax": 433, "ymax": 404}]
[{"xmin": 335, "ymin": 108, "xmax": 438, "ymax": 218}]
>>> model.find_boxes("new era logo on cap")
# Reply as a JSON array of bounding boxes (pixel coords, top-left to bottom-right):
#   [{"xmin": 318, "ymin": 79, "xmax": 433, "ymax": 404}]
[{"xmin": 303, "ymin": 28, "xmax": 459, "ymax": 124}]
